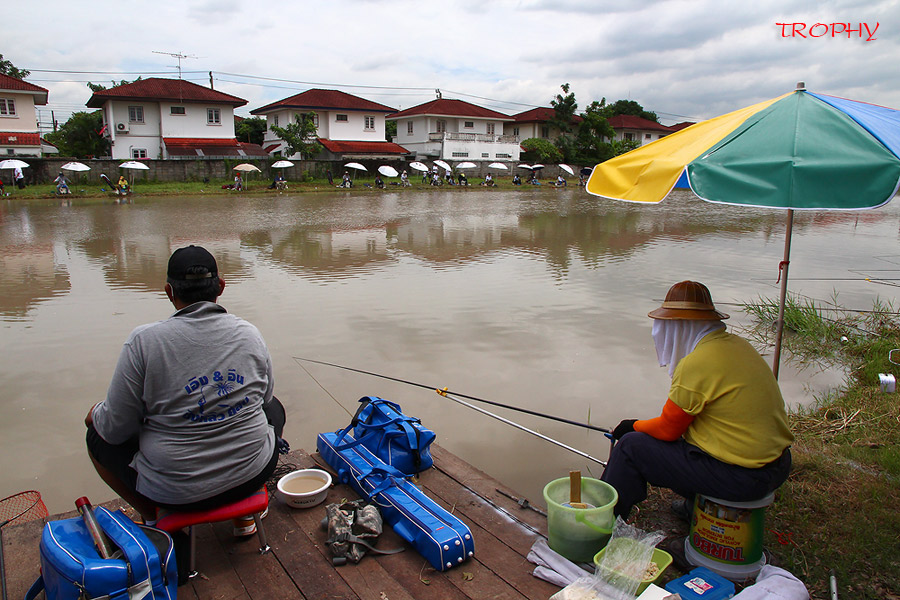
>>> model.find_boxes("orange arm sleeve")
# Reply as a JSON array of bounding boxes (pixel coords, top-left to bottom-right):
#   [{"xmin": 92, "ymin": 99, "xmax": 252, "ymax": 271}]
[{"xmin": 633, "ymin": 399, "xmax": 694, "ymax": 441}]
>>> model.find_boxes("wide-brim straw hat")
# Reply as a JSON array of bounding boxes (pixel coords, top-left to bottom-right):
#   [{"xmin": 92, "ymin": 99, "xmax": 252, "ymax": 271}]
[{"xmin": 648, "ymin": 280, "xmax": 729, "ymax": 320}]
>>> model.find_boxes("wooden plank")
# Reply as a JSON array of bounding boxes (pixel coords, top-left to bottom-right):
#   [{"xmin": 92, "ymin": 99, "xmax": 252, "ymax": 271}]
[
  {"xmin": 1, "ymin": 519, "xmax": 44, "ymax": 600},
  {"xmin": 210, "ymin": 516, "xmax": 304, "ymax": 599},
  {"xmin": 185, "ymin": 522, "xmax": 252, "ymax": 599},
  {"xmin": 264, "ymin": 500, "xmax": 359, "ymax": 600},
  {"xmin": 430, "ymin": 445, "xmax": 549, "ymax": 536},
  {"xmin": 285, "ymin": 482, "xmax": 420, "ymax": 600}
]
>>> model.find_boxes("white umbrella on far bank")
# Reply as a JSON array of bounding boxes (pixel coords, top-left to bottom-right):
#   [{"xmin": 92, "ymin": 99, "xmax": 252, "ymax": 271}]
[
  {"xmin": 271, "ymin": 160, "xmax": 294, "ymax": 169},
  {"xmin": 409, "ymin": 161, "xmax": 429, "ymax": 172},
  {"xmin": 488, "ymin": 162, "xmax": 508, "ymax": 170},
  {"xmin": 456, "ymin": 162, "xmax": 476, "ymax": 169},
  {"xmin": 378, "ymin": 165, "xmax": 399, "ymax": 178},
  {"xmin": 61, "ymin": 161, "xmax": 91, "ymax": 172},
  {"xmin": 120, "ymin": 160, "xmax": 150, "ymax": 190},
  {"xmin": 559, "ymin": 164, "xmax": 574, "ymax": 176},
  {"xmin": 434, "ymin": 159, "xmax": 451, "ymax": 172},
  {"xmin": 0, "ymin": 159, "xmax": 31, "ymax": 170}
]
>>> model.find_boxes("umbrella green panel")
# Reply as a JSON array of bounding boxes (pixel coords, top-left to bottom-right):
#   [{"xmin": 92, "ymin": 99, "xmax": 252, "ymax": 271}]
[{"xmin": 688, "ymin": 91, "xmax": 900, "ymax": 210}]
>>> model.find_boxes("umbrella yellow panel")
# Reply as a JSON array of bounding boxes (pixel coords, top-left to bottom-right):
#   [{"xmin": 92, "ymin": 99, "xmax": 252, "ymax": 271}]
[{"xmin": 586, "ymin": 94, "xmax": 787, "ymax": 204}]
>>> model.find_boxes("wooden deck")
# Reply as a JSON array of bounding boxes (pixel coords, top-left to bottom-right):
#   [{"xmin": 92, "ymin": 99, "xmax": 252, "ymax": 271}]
[{"xmin": 2, "ymin": 445, "xmax": 560, "ymax": 600}]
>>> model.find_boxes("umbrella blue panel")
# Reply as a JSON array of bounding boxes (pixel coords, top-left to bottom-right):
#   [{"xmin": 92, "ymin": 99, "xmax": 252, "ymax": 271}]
[{"xmin": 810, "ymin": 93, "xmax": 900, "ymax": 158}]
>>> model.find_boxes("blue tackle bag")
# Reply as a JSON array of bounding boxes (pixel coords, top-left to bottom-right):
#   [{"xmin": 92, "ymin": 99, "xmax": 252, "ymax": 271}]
[
  {"xmin": 334, "ymin": 396, "xmax": 436, "ymax": 476},
  {"xmin": 26, "ymin": 506, "xmax": 177, "ymax": 600}
]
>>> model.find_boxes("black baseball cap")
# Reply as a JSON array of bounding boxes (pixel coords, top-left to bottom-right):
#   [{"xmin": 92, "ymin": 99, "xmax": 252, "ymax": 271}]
[{"xmin": 167, "ymin": 245, "xmax": 218, "ymax": 280}]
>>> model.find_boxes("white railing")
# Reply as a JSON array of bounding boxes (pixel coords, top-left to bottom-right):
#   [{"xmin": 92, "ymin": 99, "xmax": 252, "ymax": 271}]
[{"xmin": 428, "ymin": 132, "xmax": 519, "ymax": 143}]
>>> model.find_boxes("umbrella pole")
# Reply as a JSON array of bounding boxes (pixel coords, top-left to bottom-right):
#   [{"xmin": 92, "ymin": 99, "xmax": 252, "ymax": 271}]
[{"xmin": 772, "ymin": 209, "xmax": 794, "ymax": 379}]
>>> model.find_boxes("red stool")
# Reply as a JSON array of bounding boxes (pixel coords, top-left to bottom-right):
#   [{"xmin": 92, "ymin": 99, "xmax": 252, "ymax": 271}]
[{"xmin": 156, "ymin": 487, "xmax": 270, "ymax": 579}]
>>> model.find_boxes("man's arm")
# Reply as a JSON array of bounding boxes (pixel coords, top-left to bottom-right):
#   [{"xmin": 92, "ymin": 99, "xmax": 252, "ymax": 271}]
[{"xmin": 633, "ymin": 399, "xmax": 695, "ymax": 441}]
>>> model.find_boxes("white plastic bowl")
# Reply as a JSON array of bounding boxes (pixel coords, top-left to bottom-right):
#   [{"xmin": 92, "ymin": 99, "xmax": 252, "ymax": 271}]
[{"xmin": 276, "ymin": 469, "xmax": 332, "ymax": 508}]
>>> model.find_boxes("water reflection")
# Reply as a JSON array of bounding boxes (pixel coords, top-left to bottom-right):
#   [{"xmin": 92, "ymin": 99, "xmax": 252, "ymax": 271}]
[{"xmin": 1, "ymin": 189, "xmax": 897, "ymax": 512}]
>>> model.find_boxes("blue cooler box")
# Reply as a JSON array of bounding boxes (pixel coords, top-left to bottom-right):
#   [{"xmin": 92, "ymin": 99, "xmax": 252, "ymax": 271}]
[{"xmin": 665, "ymin": 567, "xmax": 735, "ymax": 599}]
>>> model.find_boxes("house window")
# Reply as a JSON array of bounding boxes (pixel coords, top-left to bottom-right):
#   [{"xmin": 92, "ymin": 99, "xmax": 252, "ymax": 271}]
[
  {"xmin": 207, "ymin": 108, "xmax": 221, "ymax": 124},
  {"xmin": 645, "ymin": 133, "xmax": 652, "ymax": 139},
  {"xmin": 541, "ymin": 126, "xmax": 549, "ymax": 138},
  {"xmin": 496, "ymin": 153, "xmax": 511, "ymax": 158},
  {"xmin": 451, "ymin": 152, "xmax": 468, "ymax": 157},
  {"xmin": 131, "ymin": 148, "xmax": 148, "ymax": 159},
  {"xmin": 481, "ymin": 153, "xmax": 489, "ymax": 158},
  {"xmin": 336, "ymin": 114, "xmax": 348, "ymax": 122},
  {"xmin": 464, "ymin": 121, "xmax": 474, "ymax": 129},
  {"xmin": 513, "ymin": 126, "xmax": 519, "ymax": 136},
  {"xmin": 365, "ymin": 116, "xmax": 375, "ymax": 131},
  {"xmin": 128, "ymin": 106, "xmax": 144, "ymax": 123},
  {"xmin": 310, "ymin": 113, "xmax": 319, "ymax": 127},
  {"xmin": 273, "ymin": 115, "xmax": 279, "ymax": 127},
  {"xmin": 170, "ymin": 106, "xmax": 185, "ymax": 115},
  {"xmin": 407, "ymin": 121, "xmax": 413, "ymax": 135},
  {"xmin": 487, "ymin": 123, "xmax": 495, "ymax": 135},
  {"xmin": 0, "ymin": 98, "xmax": 17, "ymax": 116},
  {"xmin": 624, "ymin": 132, "xmax": 635, "ymax": 141},
  {"xmin": 436, "ymin": 120, "xmax": 446, "ymax": 133}
]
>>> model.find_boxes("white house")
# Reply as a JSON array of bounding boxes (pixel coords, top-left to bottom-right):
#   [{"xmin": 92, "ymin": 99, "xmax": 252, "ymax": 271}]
[
  {"xmin": 251, "ymin": 89, "xmax": 408, "ymax": 159},
  {"xmin": 86, "ymin": 78, "xmax": 267, "ymax": 160},
  {"xmin": 505, "ymin": 107, "xmax": 582, "ymax": 142},
  {"xmin": 0, "ymin": 73, "xmax": 48, "ymax": 157},
  {"xmin": 387, "ymin": 98, "xmax": 519, "ymax": 162},
  {"xmin": 607, "ymin": 114, "xmax": 674, "ymax": 146}
]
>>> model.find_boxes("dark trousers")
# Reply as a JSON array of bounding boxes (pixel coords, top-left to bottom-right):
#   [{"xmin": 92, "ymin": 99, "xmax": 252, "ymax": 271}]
[{"xmin": 600, "ymin": 432, "xmax": 791, "ymax": 518}]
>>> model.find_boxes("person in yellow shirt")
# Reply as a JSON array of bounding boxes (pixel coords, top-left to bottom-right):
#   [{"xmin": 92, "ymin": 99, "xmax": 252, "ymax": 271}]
[{"xmin": 601, "ymin": 281, "xmax": 793, "ymax": 519}]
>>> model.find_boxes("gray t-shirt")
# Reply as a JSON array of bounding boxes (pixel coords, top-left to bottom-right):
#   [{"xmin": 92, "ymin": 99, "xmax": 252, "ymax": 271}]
[{"xmin": 92, "ymin": 301, "xmax": 275, "ymax": 504}]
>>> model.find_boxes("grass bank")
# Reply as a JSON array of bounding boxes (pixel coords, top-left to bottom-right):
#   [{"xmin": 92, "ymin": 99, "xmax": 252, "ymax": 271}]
[
  {"xmin": 634, "ymin": 296, "xmax": 900, "ymax": 599},
  {"xmin": 3, "ymin": 175, "xmax": 562, "ymax": 201}
]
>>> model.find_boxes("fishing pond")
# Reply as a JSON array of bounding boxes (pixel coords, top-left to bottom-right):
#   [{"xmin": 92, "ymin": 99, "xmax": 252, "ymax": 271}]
[{"xmin": 2, "ymin": 187, "xmax": 897, "ymax": 513}]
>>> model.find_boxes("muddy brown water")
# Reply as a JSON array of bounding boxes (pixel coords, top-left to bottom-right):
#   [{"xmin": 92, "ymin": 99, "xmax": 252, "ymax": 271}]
[{"xmin": 2, "ymin": 188, "xmax": 897, "ymax": 513}]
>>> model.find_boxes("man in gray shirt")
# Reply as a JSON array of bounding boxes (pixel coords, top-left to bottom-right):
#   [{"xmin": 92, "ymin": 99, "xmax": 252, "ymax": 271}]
[{"xmin": 86, "ymin": 245, "xmax": 285, "ymax": 528}]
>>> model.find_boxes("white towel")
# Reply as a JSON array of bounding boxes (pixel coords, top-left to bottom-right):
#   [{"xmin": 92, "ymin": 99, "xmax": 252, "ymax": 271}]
[
  {"xmin": 526, "ymin": 538, "xmax": 592, "ymax": 587},
  {"xmin": 732, "ymin": 565, "xmax": 810, "ymax": 600}
]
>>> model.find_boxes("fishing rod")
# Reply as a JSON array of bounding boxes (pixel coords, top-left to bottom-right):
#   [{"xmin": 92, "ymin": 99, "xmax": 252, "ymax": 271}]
[
  {"xmin": 436, "ymin": 388, "xmax": 607, "ymax": 467},
  {"xmin": 293, "ymin": 357, "xmax": 611, "ymax": 434}
]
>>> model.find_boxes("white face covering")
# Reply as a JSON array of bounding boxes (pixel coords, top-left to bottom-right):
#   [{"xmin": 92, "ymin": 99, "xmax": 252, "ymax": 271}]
[{"xmin": 652, "ymin": 319, "xmax": 726, "ymax": 378}]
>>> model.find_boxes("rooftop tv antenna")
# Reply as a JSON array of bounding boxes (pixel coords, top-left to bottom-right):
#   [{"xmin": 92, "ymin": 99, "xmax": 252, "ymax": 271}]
[{"xmin": 151, "ymin": 51, "xmax": 198, "ymax": 79}]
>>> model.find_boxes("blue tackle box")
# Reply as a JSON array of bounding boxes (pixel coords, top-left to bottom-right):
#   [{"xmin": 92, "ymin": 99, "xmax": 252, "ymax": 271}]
[{"xmin": 664, "ymin": 567, "xmax": 735, "ymax": 599}]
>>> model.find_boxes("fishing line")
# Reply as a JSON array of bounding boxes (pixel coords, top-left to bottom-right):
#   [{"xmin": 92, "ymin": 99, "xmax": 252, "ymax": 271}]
[
  {"xmin": 293, "ymin": 357, "xmax": 611, "ymax": 434},
  {"xmin": 294, "ymin": 359, "xmax": 353, "ymax": 418},
  {"xmin": 436, "ymin": 388, "xmax": 607, "ymax": 466}
]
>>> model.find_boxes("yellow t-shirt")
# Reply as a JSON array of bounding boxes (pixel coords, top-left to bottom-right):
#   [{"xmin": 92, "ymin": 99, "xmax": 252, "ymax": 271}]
[{"xmin": 669, "ymin": 329, "xmax": 794, "ymax": 468}]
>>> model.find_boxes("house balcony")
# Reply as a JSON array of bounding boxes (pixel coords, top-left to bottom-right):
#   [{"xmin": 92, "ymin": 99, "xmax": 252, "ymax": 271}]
[{"xmin": 428, "ymin": 132, "xmax": 519, "ymax": 144}]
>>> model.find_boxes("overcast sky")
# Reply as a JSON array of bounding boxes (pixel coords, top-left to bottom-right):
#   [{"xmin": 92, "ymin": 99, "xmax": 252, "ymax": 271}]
[{"xmin": 9, "ymin": 0, "xmax": 899, "ymax": 129}]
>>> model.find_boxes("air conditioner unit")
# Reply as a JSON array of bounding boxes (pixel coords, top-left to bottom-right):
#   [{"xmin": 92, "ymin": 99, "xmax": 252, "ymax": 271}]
[{"xmin": 116, "ymin": 122, "xmax": 129, "ymax": 133}]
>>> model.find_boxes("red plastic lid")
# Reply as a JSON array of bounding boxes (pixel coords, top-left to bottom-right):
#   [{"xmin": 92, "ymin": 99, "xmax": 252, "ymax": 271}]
[{"xmin": 75, "ymin": 497, "xmax": 90, "ymax": 508}]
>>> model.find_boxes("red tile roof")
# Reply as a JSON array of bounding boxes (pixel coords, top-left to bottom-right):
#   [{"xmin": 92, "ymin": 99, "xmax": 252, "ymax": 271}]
[
  {"xmin": 668, "ymin": 121, "xmax": 696, "ymax": 132},
  {"xmin": 512, "ymin": 107, "xmax": 583, "ymax": 124},
  {"xmin": 0, "ymin": 73, "xmax": 48, "ymax": 104},
  {"xmin": 163, "ymin": 137, "xmax": 268, "ymax": 157},
  {"xmin": 251, "ymin": 89, "xmax": 396, "ymax": 114},
  {"xmin": 317, "ymin": 139, "xmax": 409, "ymax": 155},
  {"xmin": 87, "ymin": 78, "xmax": 246, "ymax": 108},
  {"xmin": 388, "ymin": 99, "xmax": 512, "ymax": 121},
  {"xmin": 607, "ymin": 114, "xmax": 673, "ymax": 132},
  {"xmin": 0, "ymin": 132, "xmax": 40, "ymax": 146}
]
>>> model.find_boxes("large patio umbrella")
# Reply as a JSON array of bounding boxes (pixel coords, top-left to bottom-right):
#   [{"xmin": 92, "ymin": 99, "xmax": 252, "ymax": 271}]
[
  {"xmin": 61, "ymin": 161, "xmax": 91, "ymax": 172},
  {"xmin": 586, "ymin": 83, "xmax": 900, "ymax": 378},
  {"xmin": 0, "ymin": 159, "xmax": 30, "ymax": 170}
]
